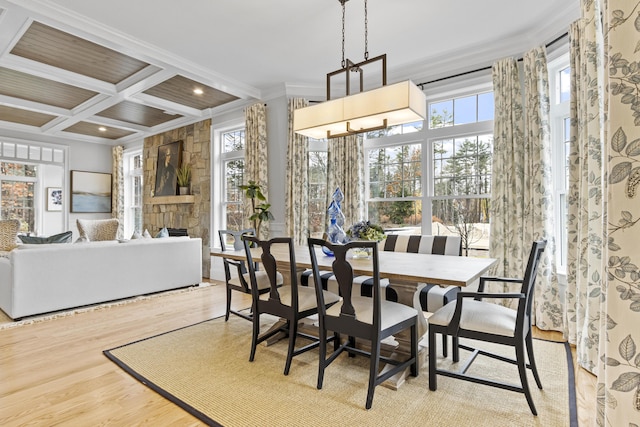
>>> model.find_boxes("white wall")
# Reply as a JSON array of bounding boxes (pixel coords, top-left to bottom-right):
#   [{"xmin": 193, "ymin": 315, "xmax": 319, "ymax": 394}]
[
  {"xmin": 40, "ymin": 164, "xmax": 64, "ymax": 236},
  {"xmin": 66, "ymin": 141, "xmax": 113, "ymax": 239}
]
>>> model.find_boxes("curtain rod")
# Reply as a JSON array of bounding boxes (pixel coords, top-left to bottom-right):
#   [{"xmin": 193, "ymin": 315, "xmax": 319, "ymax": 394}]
[{"xmin": 417, "ymin": 32, "xmax": 569, "ymax": 89}]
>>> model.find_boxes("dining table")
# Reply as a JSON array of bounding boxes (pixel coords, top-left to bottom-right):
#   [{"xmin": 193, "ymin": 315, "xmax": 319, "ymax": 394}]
[{"xmin": 211, "ymin": 244, "xmax": 497, "ymax": 389}]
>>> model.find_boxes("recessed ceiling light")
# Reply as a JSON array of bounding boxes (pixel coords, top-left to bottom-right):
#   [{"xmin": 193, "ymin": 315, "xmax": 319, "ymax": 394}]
[
  {"xmin": 193, "ymin": 88, "xmax": 204, "ymax": 95},
  {"xmin": 98, "ymin": 126, "xmax": 107, "ymax": 132}
]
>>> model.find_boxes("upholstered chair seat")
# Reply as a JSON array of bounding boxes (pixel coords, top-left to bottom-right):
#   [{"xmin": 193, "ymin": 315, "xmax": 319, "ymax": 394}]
[{"xmin": 428, "ymin": 299, "xmax": 518, "ymax": 337}]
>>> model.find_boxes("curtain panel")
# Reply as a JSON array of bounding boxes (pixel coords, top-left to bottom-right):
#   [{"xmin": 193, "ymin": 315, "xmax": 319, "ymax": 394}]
[
  {"xmin": 566, "ymin": 9, "xmax": 607, "ymax": 377},
  {"xmin": 245, "ymin": 103, "xmax": 269, "ymax": 239},
  {"xmin": 522, "ymin": 47, "xmax": 563, "ymax": 331},
  {"xmin": 285, "ymin": 98, "xmax": 310, "ymax": 246},
  {"xmin": 599, "ymin": 0, "xmax": 640, "ymax": 424},
  {"xmin": 327, "ymin": 134, "xmax": 364, "ymax": 227},
  {"xmin": 489, "ymin": 58, "xmax": 527, "ymax": 283},
  {"xmin": 111, "ymin": 145, "xmax": 124, "ymax": 240},
  {"xmin": 489, "ymin": 51, "xmax": 562, "ymax": 329}
]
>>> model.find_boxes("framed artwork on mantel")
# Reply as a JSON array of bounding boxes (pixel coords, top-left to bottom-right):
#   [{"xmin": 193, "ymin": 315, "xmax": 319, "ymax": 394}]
[
  {"xmin": 154, "ymin": 140, "xmax": 183, "ymax": 197},
  {"xmin": 70, "ymin": 170, "xmax": 112, "ymax": 213}
]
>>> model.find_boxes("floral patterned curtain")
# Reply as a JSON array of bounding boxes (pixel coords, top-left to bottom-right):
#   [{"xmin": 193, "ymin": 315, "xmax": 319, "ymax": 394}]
[
  {"xmin": 596, "ymin": 0, "xmax": 640, "ymax": 424},
  {"xmin": 489, "ymin": 52, "xmax": 562, "ymax": 328},
  {"xmin": 285, "ymin": 98, "xmax": 309, "ymax": 245},
  {"xmin": 111, "ymin": 145, "xmax": 124, "ymax": 239},
  {"xmin": 327, "ymin": 134, "xmax": 364, "ymax": 227},
  {"xmin": 566, "ymin": 5, "xmax": 606, "ymax": 378},
  {"xmin": 489, "ymin": 58, "xmax": 527, "ymax": 284},
  {"xmin": 245, "ymin": 102, "xmax": 269, "ymax": 239},
  {"xmin": 522, "ymin": 47, "xmax": 563, "ymax": 331}
]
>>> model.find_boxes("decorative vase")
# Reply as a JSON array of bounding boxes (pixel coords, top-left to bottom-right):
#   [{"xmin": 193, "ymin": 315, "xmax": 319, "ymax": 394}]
[{"xmin": 179, "ymin": 186, "xmax": 190, "ymax": 195}]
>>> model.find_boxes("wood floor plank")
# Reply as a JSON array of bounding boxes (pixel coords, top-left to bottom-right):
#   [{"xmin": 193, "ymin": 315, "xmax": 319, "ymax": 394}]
[{"xmin": 0, "ymin": 280, "xmax": 595, "ymax": 426}]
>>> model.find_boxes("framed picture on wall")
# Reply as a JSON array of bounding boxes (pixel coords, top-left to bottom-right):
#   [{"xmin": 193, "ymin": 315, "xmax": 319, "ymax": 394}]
[
  {"xmin": 154, "ymin": 140, "xmax": 183, "ymax": 197},
  {"xmin": 70, "ymin": 170, "xmax": 112, "ymax": 213},
  {"xmin": 46, "ymin": 187, "xmax": 62, "ymax": 211}
]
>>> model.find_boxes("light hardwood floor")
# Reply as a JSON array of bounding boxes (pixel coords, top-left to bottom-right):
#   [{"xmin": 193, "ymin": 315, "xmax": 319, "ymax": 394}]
[{"xmin": 0, "ymin": 281, "xmax": 596, "ymax": 426}]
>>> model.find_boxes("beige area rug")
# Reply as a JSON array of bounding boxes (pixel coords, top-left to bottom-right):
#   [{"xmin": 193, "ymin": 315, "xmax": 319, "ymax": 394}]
[
  {"xmin": 104, "ymin": 314, "xmax": 577, "ymax": 427},
  {"xmin": 0, "ymin": 283, "xmax": 211, "ymax": 330}
]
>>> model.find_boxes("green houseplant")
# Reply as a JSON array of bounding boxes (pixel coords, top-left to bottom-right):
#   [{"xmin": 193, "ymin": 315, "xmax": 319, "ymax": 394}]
[
  {"xmin": 239, "ymin": 180, "xmax": 274, "ymax": 237},
  {"xmin": 177, "ymin": 164, "xmax": 191, "ymax": 195}
]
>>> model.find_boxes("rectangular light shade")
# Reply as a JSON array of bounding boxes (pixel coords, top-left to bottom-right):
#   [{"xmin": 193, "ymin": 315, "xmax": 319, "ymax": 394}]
[{"xmin": 294, "ymin": 80, "xmax": 426, "ymax": 139}]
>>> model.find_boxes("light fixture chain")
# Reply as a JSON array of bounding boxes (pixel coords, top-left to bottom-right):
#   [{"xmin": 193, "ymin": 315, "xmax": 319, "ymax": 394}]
[
  {"xmin": 341, "ymin": 0, "xmax": 346, "ymax": 69},
  {"xmin": 364, "ymin": 0, "xmax": 368, "ymax": 60}
]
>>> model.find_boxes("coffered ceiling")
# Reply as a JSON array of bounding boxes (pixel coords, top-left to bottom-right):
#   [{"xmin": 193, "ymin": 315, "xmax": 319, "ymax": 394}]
[{"xmin": 0, "ymin": 0, "xmax": 580, "ymax": 146}]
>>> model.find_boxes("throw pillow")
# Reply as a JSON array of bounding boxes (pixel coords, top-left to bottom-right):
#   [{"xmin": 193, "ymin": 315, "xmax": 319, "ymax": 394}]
[
  {"xmin": 130, "ymin": 230, "xmax": 142, "ymax": 240},
  {"xmin": 0, "ymin": 219, "xmax": 20, "ymax": 251},
  {"xmin": 77, "ymin": 218, "xmax": 119, "ymax": 241},
  {"xmin": 155, "ymin": 227, "xmax": 169, "ymax": 238},
  {"xmin": 19, "ymin": 231, "xmax": 72, "ymax": 244}
]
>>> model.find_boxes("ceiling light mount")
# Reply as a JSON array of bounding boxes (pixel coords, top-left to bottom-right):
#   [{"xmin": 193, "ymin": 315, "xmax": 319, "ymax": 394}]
[{"xmin": 294, "ymin": 0, "xmax": 426, "ymax": 139}]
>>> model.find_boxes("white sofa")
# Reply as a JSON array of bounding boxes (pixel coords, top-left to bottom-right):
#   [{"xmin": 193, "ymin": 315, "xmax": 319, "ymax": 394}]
[{"xmin": 0, "ymin": 237, "xmax": 202, "ymax": 320}]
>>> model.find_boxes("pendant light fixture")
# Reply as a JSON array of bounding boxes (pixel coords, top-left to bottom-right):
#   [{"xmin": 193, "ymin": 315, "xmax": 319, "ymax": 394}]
[{"xmin": 294, "ymin": 0, "xmax": 426, "ymax": 139}]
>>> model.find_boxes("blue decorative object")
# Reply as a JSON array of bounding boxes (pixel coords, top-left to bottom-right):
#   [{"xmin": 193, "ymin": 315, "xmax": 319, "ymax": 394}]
[{"xmin": 322, "ymin": 187, "xmax": 348, "ymax": 256}]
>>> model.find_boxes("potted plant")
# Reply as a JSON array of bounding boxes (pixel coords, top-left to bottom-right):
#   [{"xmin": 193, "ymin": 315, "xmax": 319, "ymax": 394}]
[
  {"xmin": 239, "ymin": 180, "xmax": 274, "ymax": 237},
  {"xmin": 177, "ymin": 164, "xmax": 191, "ymax": 195}
]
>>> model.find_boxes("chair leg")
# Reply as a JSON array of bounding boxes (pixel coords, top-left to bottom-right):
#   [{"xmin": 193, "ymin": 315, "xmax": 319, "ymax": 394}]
[
  {"xmin": 526, "ymin": 330, "xmax": 543, "ymax": 389},
  {"xmin": 428, "ymin": 328, "xmax": 437, "ymax": 391},
  {"xmin": 442, "ymin": 334, "xmax": 448, "ymax": 357},
  {"xmin": 249, "ymin": 310, "xmax": 260, "ymax": 362},
  {"xmin": 452, "ymin": 336, "xmax": 460, "ymax": 363},
  {"xmin": 410, "ymin": 323, "xmax": 418, "ymax": 377},
  {"xmin": 317, "ymin": 326, "xmax": 327, "ymax": 389},
  {"xmin": 366, "ymin": 338, "xmax": 381, "ymax": 409},
  {"xmin": 284, "ymin": 319, "xmax": 297, "ymax": 375},
  {"xmin": 516, "ymin": 340, "xmax": 538, "ymax": 416},
  {"xmin": 225, "ymin": 286, "xmax": 232, "ymax": 321}
]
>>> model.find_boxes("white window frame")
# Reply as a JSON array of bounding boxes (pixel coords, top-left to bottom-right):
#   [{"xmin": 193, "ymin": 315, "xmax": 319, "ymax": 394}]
[
  {"xmin": 364, "ymin": 77, "xmax": 494, "ymax": 243},
  {"xmin": 548, "ymin": 52, "xmax": 571, "ymax": 274},
  {"xmin": 123, "ymin": 147, "xmax": 143, "ymax": 237},
  {"xmin": 212, "ymin": 122, "xmax": 245, "ymax": 248}
]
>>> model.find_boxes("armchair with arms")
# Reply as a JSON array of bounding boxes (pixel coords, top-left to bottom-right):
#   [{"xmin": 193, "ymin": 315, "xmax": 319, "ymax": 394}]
[{"xmin": 427, "ymin": 240, "xmax": 546, "ymax": 415}]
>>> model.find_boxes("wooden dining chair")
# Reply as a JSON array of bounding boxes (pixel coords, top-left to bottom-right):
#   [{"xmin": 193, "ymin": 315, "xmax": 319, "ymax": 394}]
[
  {"xmin": 308, "ymin": 238, "xmax": 419, "ymax": 409},
  {"xmin": 243, "ymin": 235, "xmax": 340, "ymax": 375},
  {"xmin": 218, "ymin": 228, "xmax": 276, "ymax": 321},
  {"xmin": 428, "ymin": 240, "xmax": 546, "ymax": 415}
]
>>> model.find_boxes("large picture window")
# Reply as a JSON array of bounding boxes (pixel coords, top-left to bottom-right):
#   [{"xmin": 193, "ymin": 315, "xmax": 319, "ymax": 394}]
[
  {"xmin": 0, "ymin": 162, "xmax": 37, "ymax": 233},
  {"xmin": 364, "ymin": 84, "xmax": 494, "ymax": 256},
  {"xmin": 221, "ymin": 128, "xmax": 245, "ymax": 231}
]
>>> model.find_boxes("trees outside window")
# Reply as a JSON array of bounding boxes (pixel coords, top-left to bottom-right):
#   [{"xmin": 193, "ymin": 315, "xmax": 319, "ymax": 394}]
[{"xmin": 365, "ymin": 86, "xmax": 494, "ymax": 256}]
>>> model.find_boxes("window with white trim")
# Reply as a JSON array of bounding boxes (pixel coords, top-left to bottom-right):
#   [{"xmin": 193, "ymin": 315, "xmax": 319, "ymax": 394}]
[
  {"xmin": 309, "ymin": 139, "xmax": 328, "ymax": 237},
  {"xmin": 123, "ymin": 148, "xmax": 143, "ymax": 237},
  {"xmin": 364, "ymin": 83, "xmax": 494, "ymax": 257},
  {"xmin": 221, "ymin": 128, "xmax": 246, "ymax": 231},
  {"xmin": 549, "ymin": 54, "xmax": 571, "ymax": 272}
]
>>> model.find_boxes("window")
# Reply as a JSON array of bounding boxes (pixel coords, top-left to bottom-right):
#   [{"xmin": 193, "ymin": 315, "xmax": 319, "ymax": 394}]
[
  {"xmin": 309, "ymin": 147, "xmax": 328, "ymax": 237},
  {"xmin": 549, "ymin": 55, "xmax": 571, "ymax": 272},
  {"xmin": 364, "ymin": 84, "xmax": 494, "ymax": 256},
  {"xmin": 123, "ymin": 149, "xmax": 143, "ymax": 236},
  {"xmin": 367, "ymin": 143, "xmax": 422, "ymax": 230},
  {"xmin": 221, "ymin": 128, "xmax": 245, "ymax": 231},
  {"xmin": 0, "ymin": 162, "xmax": 37, "ymax": 233}
]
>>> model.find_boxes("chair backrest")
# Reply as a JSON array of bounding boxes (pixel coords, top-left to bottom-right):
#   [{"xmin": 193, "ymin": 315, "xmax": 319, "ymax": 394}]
[
  {"xmin": 519, "ymin": 240, "xmax": 547, "ymax": 329},
  {"xmin": 218, "ymin": 229, "xmax": 256, "ymax": 284},
  {"xmin": 243, "ymin": 235, "xmax": 299, "ymax": 309},
  {"xmin": 308, "ymin": 238, "xmax": 382, "ymax": 336},
  {"xmin": 382, "ymin": 235, "xmax": 462, "ymax": 256},
  {"xmin": 218, "ymin": 228, "xmax": 255, "ymax": 251}
]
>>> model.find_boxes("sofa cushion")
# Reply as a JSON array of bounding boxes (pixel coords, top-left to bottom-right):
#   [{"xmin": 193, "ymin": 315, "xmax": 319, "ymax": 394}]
[
  {"xmin": 77, "ymin": 218, "xmax": 119, "ymax": 241},
  {"xmin": 155, "ymin": 227, "xmax": 169, "ymax": 238},
  {"xmin": 19, "ymin": 231, "xmax": 72, "ymax": 244},
  {"xmin": 0, "ymin": 219, "xmax": 20, "ymax": 251}
]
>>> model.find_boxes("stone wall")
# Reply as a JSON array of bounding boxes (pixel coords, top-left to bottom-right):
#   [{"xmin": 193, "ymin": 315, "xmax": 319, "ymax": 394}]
[{"xmin": 143, "ymin": 119, "xmax": 211, "ymax": 278}]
